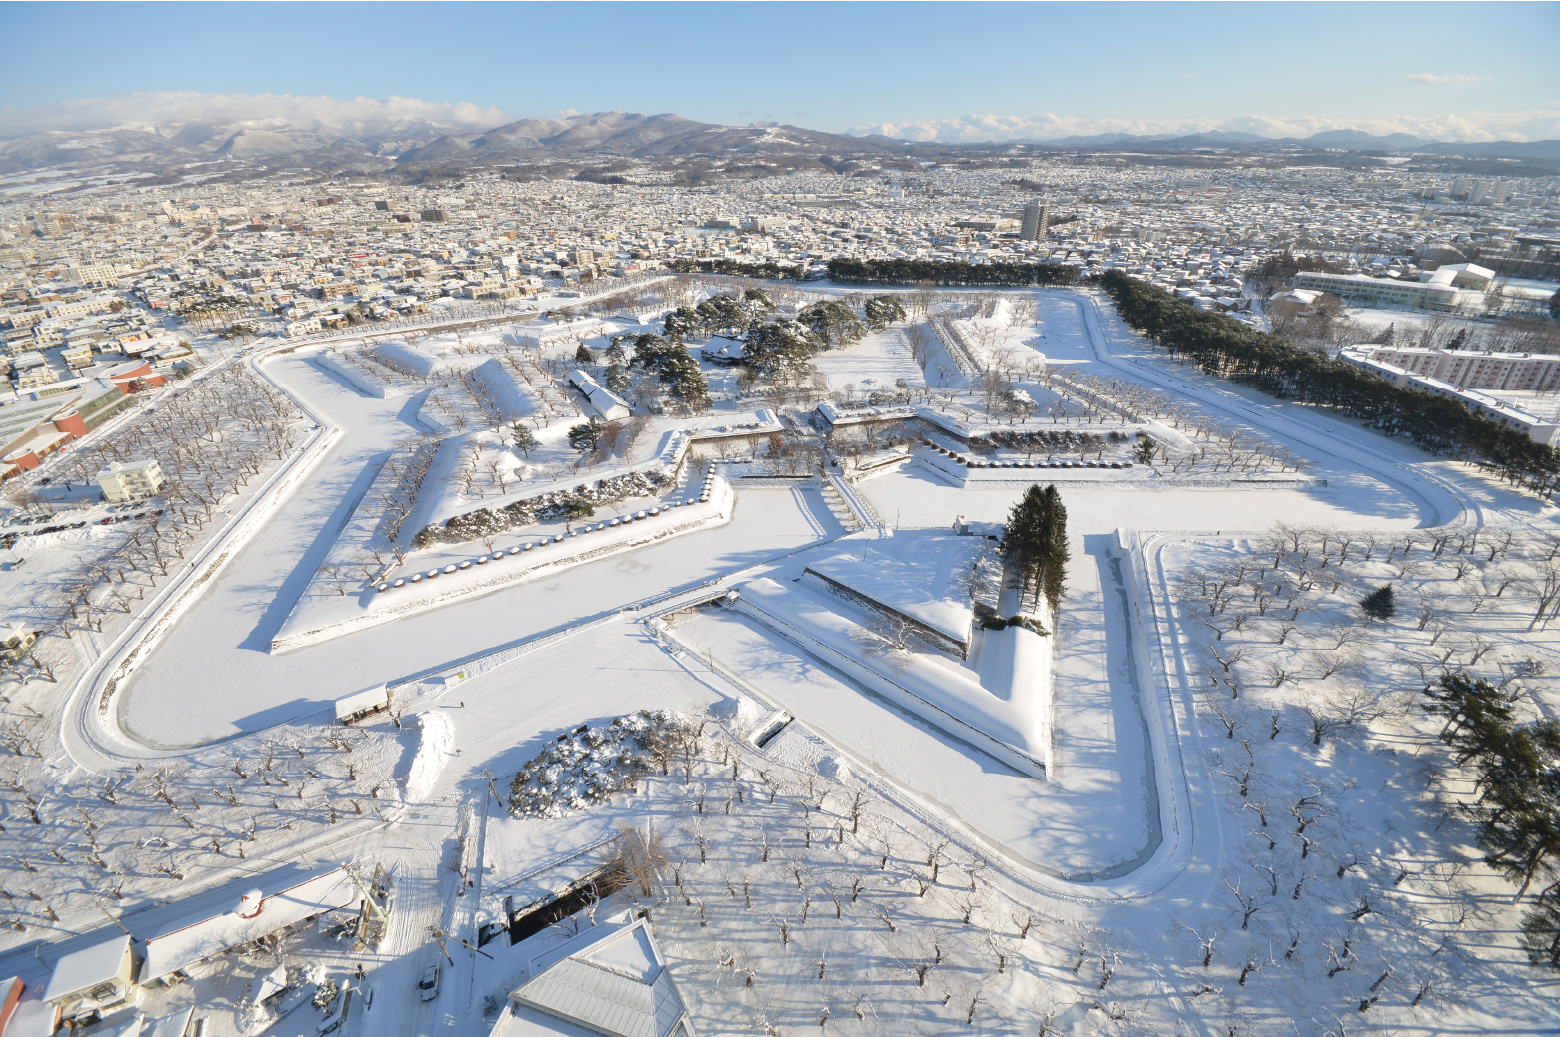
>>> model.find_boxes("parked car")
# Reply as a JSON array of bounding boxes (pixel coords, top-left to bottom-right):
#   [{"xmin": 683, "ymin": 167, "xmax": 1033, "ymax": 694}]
[{"xmin": 419, "ymin": 962, "xmax": 440, "ymax": 1002}]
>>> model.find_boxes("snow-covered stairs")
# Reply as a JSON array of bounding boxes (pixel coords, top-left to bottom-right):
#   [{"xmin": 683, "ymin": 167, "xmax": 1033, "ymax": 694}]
[{"xmin": 819, "ymin": 474, "xmax": 864, "ymax": 531}]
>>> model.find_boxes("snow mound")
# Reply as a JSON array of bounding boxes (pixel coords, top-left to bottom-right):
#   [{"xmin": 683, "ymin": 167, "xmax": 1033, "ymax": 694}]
[
  {"xmin": 709, "ymin": 695, "xmax": 764, "ymax": 726},
  {"xmin": 508, "ymin": 710, "xmax": 701, "ymax": 819},
  {"xmin": 404, "ymin": 710, "xmax": 454, "ymax": 800},
  {"xmin": 818, "ymin": 755, "xmax": 852, "ymax": 783},
  {"xmin": 469, "ymin": 358, "xmax": 541, "ymax": 419},
  {"xmin": 369, "ymin": 340, "xmax": 459, "ymax": 379}
]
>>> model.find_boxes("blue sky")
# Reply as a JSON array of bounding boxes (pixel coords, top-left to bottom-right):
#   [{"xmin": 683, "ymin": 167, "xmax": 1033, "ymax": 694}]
[{"xmin": 1, "ymin": 2, "xmax": 1556, "ymax": 140}]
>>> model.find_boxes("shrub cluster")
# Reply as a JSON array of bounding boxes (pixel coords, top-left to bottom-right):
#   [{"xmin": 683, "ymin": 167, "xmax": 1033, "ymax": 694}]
[
  {"xmin": 970, "ymin": 429, "xmax": 1118, "ymax": 455},
  {"xmin": 412, "ymin": 468, "xmax": 669, "ymax": 548},
  {"xmin": 508, "ymin": 710, "xmax": 702, "ymax": 819}
]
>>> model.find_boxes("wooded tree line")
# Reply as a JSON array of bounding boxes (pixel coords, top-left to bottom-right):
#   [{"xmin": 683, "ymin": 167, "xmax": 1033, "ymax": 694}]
[
  {"xmin": 1423, "ymin": 672, "xmax": 1560, "ymax": 970},
  {"xmin": 670, "ymin": 258, "xmax": 810, "ymax": 280},
  {"xmin": 1100, "ymin": 270, "xmax": 1560, "ymax": 497},
  {"xmin": 828, "ymin": 258, "xmax": 1082, "ymax": 287}
]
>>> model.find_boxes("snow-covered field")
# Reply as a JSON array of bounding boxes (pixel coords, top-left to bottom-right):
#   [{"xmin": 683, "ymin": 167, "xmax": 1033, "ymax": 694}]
[{"xmin": 4, "ymin": 286, "xmax": 1559, "ymax": 1035}]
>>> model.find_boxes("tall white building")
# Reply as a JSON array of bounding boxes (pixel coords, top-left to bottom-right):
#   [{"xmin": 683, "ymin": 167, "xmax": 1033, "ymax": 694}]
[
  {"xmin": 97, "ymin": 458, "xmax": 166, "ymax": 503},
  {"xmin": 1020, "ymin": 199, "xmax": 1050, "ymax": 241},
  {"xmin": 1339, "ymin": 346, "xmax": 1560, "ymax": 444}
]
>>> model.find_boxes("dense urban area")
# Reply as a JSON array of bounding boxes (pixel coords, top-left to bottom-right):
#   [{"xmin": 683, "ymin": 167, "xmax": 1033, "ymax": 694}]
[{"xmin": 0, "ymin": 119, "xmax": 1559, "ymax": 1037}]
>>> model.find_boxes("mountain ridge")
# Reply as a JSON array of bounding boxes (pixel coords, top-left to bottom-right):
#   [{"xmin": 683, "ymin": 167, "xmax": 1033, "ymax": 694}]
[{"xmin": 0, "ymin": 109, "xmax": 1553, "ymax": 176}]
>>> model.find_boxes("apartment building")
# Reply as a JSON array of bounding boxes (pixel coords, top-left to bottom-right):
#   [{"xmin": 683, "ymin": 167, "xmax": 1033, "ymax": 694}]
[
  {"xmin": 1340, "ymin": 346, "xmax": 1559, "ymax": 444},
  {"xmin": 96, "ymin": 458, "xmax": 166, "ymax": 502},
  {"xmin": 1348, "ymin": 345, "xmax": 1560, "ymax": 393}
]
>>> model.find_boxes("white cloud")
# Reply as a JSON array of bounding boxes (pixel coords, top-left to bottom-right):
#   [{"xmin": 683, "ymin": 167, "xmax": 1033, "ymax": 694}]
[
  {"xmin": 0, "ymin": 91, "xmax": 510, "ymax": 140},
  {"xmin": 846, "ymin": 110, "xmax": 1560, "ymax": 144},
  {"xmin": 1405, "ymin": 73, "xmax": 1484, "ymax": 85}
]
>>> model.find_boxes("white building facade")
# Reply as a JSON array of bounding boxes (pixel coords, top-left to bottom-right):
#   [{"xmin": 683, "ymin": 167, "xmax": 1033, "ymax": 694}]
[
  {"xmin": 1293, "ymin": 271, "xmax": 1459, "ymax": 311},
  {"xmin": 97, "ymin": 458, "xmax": 166, "ymax": 502}
]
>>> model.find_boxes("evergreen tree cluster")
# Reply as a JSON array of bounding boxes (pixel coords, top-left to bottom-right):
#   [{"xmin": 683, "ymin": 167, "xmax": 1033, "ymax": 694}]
[
  {"xmin": 1423, "ymin": 673, "xmax": 1560, "ymax": 969},
  {"xmin": 742, "ymin": 319, "xmax": 817, "ymax": 383},
  {"xmin": 863, "ymin": 295, "xmax": 908, "ymax": 331},
  {"xmin": 733, "ymin": 296, "xmax": 900, "ymax": 385},
  {"xmin": 999, "ymin": 483, "xmax": 1069, "ymax": 614},
  {"xmin": 669, "ymin": 258, "xmax": 809, "ymax": 280},
  {"xmin": 828, "ymin": 257, "xmax": 1081, "ymax": 287},
  {"xmin": 629, "ymin": 333, "xmax": 710, "ymax": 411},
  {"xmin": 662, "ymin": 289, "xmax": 777, "ymax": 342},
  {"xmin": 1100, "ymin": 270, "xmax": 1560, "ymax": 497},
  {"xmin": 798, "ymin": 299, "xmax": 866, "ymax": 348}
]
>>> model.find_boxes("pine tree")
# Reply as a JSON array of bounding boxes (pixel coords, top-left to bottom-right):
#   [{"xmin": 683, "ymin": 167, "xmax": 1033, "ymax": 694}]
[
  {"xmin": 510, "ymin": 423, "xmax": 538, "ymax": 459},
  {"xmin": 658, "ymin": 347, "xmax": 710, "ymax": 412},
  {"xmin": 1423, "ymin": 672, "xmax": 1560, "ymax": 960},
  {"xmin": 575, "ymin": 343, "xmax": 594, "ymax": 366},
  {"xmin": 605, "ymin": 362, "xmax": 631, "ymax": 396},
  {"xmin": 568, "ymin": 419, "xmax": 605, "ymax": 455},
  {"xmin": 1037, "ymin": 484, "xmax": 1069, "ymax": 611},
  {"xmin": 863, "ymin": 295, "xmax": 907, "ymax": 331},
  {"xmin": 999, "ymin": 483, "xmax": 1068, "ymax": 614},
  {"xmin": 1359, "ymin": 585, "xmax": 1395, "ymax": 622},
  {"xmin": 1522, "ymin": 894, "xmax": 1560, "ymax": 970},
  {"xmin": 1424, "ymin": 672, "xmax": 1518, "ymax": 762}
]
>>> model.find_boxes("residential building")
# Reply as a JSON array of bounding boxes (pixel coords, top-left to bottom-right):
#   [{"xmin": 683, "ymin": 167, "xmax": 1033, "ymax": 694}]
[
  {"xmin": 97, "ymin": 458, "xmax": 166, "ymax": 503},
  {"xmin": 1340, "ymin": 346, "xmax": 1560, "ymax": 444},
  {"xmin": 568, "ymin": 369, "xmax": 632, "ymax": 421},
  {"xmin": 142, "ymin": 866, "xmax": 364, "ymax": 986},
  {"xmin": 0, "ymin": 976, "xmax": 23, "ymax": 1035},
  {"xmin": 42, "ymin": 933, "xmax": 141, "ymax": 1026},
  {"xmin": 1021, "ymin": 199, "xmax": 1050, "ymax": 241},
  {"xmin": 0, "ymin": 621, "xmax": 36, "ymax": 662},
  {"xmin": 1346, "ymin": 345, "xmax": 1560, "ymax": 393},
  {"xmin": 487, "ymin": 912, "xmax": 697, "ymax": 1037}
]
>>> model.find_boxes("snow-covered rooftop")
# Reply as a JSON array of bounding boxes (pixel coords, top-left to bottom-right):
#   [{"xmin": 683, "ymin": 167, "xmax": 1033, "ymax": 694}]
[
  {"xmin": 142, "ymin": 865, "xmax": 358, "ymax": 981},
  {"xmin": 507, "ymin": 914, "xmax": 694, "ymax": 1037},
  {"xmin": 42, "ymin": 933, "xmax": 132, "ymax": 1003}
]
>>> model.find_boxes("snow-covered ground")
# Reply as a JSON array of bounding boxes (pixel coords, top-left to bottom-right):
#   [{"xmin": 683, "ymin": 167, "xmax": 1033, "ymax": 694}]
[{"xmin": 5, "ymin": 288, "xmax": 1560, "ymax": 1035}]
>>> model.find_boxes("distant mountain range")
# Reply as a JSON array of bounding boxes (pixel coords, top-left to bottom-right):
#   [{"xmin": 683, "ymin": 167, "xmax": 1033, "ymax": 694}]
[
  {"xmin": 0, "ymin": 109, "xmax": 1554, "ymax": 177},
  {"xmin": 1029, "ymin": 128, "xmax": 1560, "ymax": 159},
  {"xmin": 0, "ymin": 111, "xmax": 903, "ymax": 177}
]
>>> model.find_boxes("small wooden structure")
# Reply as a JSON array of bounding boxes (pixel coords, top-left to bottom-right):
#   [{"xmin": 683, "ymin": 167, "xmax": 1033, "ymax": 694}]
[{"xmin": 335, "ymin": 684, "xmax": 390, "ymax": 726}]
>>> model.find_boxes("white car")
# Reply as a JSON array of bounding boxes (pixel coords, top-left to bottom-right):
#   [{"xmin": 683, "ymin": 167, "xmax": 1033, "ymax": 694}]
[{"xmin": 419, "ymin": 962, "xmax": 440, "ymax": 1002}]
